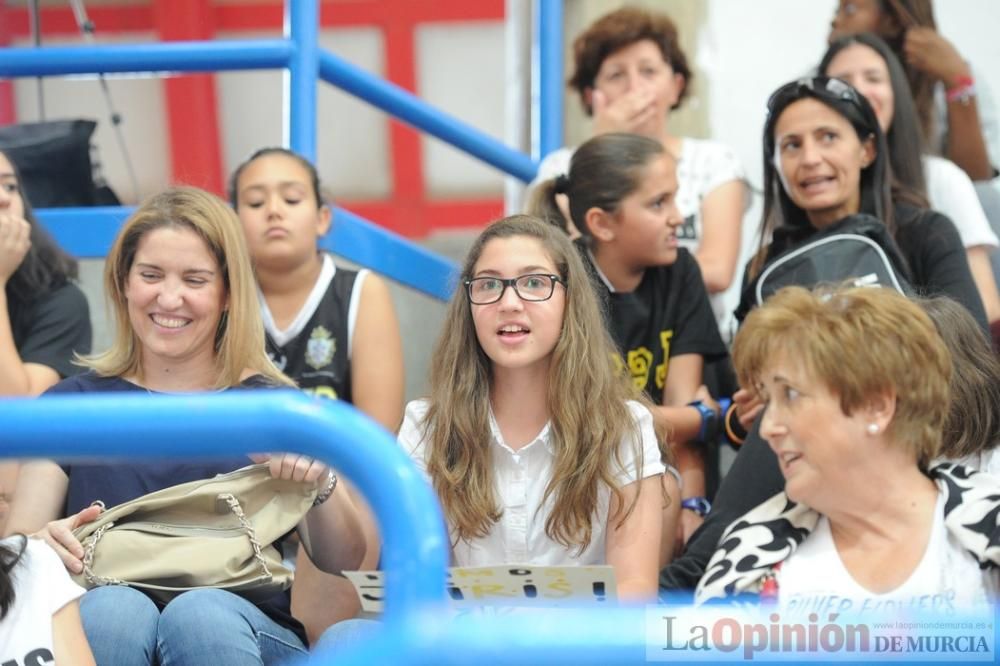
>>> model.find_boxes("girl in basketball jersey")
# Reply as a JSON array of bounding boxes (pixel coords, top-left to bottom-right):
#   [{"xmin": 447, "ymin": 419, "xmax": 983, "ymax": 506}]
[
  {"xmin": 230, "ymin": 148, "xmax": 402, "ymax": 641},
  {"xmin": 529, "ymin": 133, "xmax": 727, "ymax": 546},
  {"xmin": 399, "ymin": 215, "xmax": 664, "ymax": 600}
]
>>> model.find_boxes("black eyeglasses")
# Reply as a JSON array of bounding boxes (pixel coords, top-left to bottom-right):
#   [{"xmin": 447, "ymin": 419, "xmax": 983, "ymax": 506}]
[
  {"xmin": 464, "ymin": 274, "xmax": 565, "ymax": 305},
  {"xmin": 766, "ymin": 76, "xmax": 865, "ymax": 117}
]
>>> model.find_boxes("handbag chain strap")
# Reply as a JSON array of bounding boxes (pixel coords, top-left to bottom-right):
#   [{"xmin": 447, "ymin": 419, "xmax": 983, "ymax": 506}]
[
  {"xmin": 220, "ymin": 493, "xmax": 273, "ymax": 580},
  {"xmin": 81, "ymin": 522, "xmax": 127, "ymax": 587}
]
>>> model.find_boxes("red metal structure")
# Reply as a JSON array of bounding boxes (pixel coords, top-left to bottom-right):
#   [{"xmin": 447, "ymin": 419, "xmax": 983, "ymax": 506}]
[{"xmin": 0, "ymin": 0, "xmax": 506, "ymax": 237}]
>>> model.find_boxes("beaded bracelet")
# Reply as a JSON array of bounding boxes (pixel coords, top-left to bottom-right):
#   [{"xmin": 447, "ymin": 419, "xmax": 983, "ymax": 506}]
[{"xmin": 946, "ymin": 75, "xmax": 976, "ymax": 105}]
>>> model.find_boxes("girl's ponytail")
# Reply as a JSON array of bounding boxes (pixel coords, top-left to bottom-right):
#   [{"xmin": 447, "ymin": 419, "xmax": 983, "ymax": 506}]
[{"xmin": 525, "ymin": 177, "xmax": 573, "ymax": 235}]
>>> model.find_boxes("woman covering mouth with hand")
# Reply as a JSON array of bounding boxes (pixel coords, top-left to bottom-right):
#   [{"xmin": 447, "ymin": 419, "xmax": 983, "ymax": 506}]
[{"xmin": 697, "ymin": 285, "xmax": 1000, "ymax": 610}]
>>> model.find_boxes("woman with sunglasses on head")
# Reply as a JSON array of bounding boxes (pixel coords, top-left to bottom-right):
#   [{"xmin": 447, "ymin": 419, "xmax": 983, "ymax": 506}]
[
  {"xmin": 0, "ymin": 150, "xmax": 91, "ymax": 532},
  {"xmin": 820, "ymin": 32, "xmax": 1000, "ymax": 329},
  {"xmin": 399, "ymin": 215, "xmax": 664, "ymax": 601},
  {"xmin": 662, "ymin": 75, "xmax": 986, "ymax": 595},
  {"xmin": 734, "ymin": 75, "xmax": 986, "ymax": 329}
]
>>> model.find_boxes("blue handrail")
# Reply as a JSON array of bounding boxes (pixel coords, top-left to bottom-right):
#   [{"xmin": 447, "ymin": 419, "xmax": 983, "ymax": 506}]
[
  {"xmin": 535, "ymin": 0, "xmax": 564, "ymax": 161},
  {"xmin": 0, "ymin": 391, "xmax": 661, "ymax": 665},
  {"xmin": 285, "ymin": 0, "xmax": 318, "ymax": 160},
  {"xmin": 34, "ymin": 203, "xmax": 458, "ymax": 302},
  {"xmin": 0, "ymin": 40, "xmax": 293, "ymax": 76},
  {"xmin": 0, "ymin": 391, "xmax": 449, "ymax": 627}
]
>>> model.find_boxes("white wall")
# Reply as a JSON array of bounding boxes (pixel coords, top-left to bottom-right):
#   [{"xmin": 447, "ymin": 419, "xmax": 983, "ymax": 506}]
[
  {"xmin": 417, "ymin": 21, "xmax": 507, "ymax": 198},
  {"xmin": 217, "ymin": 27, "xmax": 392, "ymax": 200}
]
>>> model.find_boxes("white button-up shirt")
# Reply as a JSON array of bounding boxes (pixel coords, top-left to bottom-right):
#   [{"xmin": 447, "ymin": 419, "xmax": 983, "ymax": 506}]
[{"xmin": 398, "ymin": 399, "xmax": 665, "ymax": 567}]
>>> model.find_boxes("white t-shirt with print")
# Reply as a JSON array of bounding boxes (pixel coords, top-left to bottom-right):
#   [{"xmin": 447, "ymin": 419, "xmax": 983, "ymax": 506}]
[
  {"xmin": 398, "ymin": 399, "xmax": 665, "ymax": 567},
  {"xmin": 776, "ymin": 493, "xmax": 999, "ymax": 618},
  {"xmin": 0, "ymin": 537, "xmax": 86, "ymax": 665}
]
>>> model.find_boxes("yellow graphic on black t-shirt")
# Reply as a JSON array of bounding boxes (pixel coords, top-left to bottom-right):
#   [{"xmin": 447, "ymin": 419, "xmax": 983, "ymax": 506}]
[
  {"xmin": 304, "ymin": 385, "xmax": 339, "ymax": 400},
  {"xmin": 626, "ymin": 347, "xmax": 653, "ymax": 391},
  {"xmin": 614, "ymin": 329, "xmax": 673, "ymax": 392},
  {"xmin": 654, "ymin": 330, "xmax": 673, "ymax": 390}
]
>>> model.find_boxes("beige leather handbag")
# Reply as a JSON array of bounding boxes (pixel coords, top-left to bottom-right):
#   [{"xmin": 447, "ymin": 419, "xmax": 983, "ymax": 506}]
[{"xmin": 71, "ymin": 463, "xmax": 319, "ymax": 604}]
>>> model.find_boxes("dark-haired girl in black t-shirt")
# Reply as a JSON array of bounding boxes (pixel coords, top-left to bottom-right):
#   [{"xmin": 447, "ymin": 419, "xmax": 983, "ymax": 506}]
[{"xmin": 529, "ymin": 132, "xmax": 728, "ymax": 557}]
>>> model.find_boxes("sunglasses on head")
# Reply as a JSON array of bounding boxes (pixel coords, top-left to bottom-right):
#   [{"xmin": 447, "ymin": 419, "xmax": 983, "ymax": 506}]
[{"xmin": 766, "ymin": 76, "xmax": 866, "ymax": 117}]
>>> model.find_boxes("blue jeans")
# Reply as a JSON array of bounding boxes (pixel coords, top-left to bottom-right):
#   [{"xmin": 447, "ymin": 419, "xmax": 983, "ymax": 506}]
[
  {"xmin": 80, "ymin": 586, "xmax": 308, "ymax": 665},
  {"xmin": 312, "ymin": 618, "xmax": 381, "ymax": 659}
]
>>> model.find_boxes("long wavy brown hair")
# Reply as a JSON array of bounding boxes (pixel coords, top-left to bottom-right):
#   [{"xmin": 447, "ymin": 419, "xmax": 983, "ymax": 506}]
[{"xmin": 422, "ymin": 214, "xmax": 645, "ymax": 550}]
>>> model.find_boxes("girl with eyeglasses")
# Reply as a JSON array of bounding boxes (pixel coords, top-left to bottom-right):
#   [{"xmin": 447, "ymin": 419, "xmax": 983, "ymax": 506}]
[
  {"xmin": 820, "ymin": 32, "xmax": 1000, "ymax": 332},
  {"xmin": 529, "ymin": 133, "xmax": 727, "ymax": 553},
  {"xmin": 397, "ymin": 214, "xmax": 665, "ymax": 601}
]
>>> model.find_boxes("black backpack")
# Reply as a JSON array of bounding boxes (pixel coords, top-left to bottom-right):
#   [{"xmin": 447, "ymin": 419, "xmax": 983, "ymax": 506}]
[{"xmin": 737, "ymin": 214, "xmax": 913, "ymax": 322}]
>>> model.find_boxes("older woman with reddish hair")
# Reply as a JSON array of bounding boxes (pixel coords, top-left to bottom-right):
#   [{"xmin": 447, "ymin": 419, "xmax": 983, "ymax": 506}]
[{"xmin": 696, "ymin": 285, "xmax": 1000, "ymax": 609}]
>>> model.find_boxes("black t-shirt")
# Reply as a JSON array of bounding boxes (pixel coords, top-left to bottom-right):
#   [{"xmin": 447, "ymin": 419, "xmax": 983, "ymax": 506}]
[
  {"xmin": 580, "ymin": 245, "xmax": 727, "ymax": 405},
  {"xmin": 266, "ymin": 265, "xmax": 358, "ymax": 402},
  {"xmin": 44, "ymin": 372, "xmax": 306, "ymax": 644},
  {"xmin": 10, "ymin": 282, "xmax": 91, "ymax": 378},
  {"xmin": 892, "ymin": 203, "xmax": 988, "ymax": 330}
]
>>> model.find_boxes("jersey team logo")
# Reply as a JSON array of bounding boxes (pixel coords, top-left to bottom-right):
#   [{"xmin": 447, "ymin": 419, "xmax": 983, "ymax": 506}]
[{"xmin": 305, "ymin": 325, "xmax": 336, "ymax": 370}]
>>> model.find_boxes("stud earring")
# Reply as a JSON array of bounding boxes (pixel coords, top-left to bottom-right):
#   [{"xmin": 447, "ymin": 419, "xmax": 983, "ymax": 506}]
[{"xmin": 866, "ymin": 423, "xmax": 879, "ymax": 435}]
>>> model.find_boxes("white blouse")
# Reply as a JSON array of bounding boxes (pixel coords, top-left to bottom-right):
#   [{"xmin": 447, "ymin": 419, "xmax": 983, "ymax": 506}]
[{"xmin": 398, "ymin": 399, "xmax": 665, "ymax": 567}]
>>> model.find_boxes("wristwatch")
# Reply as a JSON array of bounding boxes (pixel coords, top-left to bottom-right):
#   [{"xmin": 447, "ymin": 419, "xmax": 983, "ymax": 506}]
[
  {"xmin": 681, "ymin": 496, "xmax": 711, "ymax": 517},
  {"xmin": 688, "ymin": 400, "xmax": 717, "ymax": 443}
]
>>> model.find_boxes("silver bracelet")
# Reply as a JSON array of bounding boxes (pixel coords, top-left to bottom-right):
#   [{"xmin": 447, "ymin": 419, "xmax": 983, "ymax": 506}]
[{"xmin": 313, "ymin": 472, "xmax": 339, "ymax": 507}]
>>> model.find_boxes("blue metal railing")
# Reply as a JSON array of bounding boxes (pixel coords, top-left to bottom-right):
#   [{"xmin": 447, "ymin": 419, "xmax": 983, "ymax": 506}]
[
  {"xmin": 535, "ymin": 0, "xmax": 564, "ymax": 161},
  {"xmin": 0, "ymin": 392, "xmax": 450, "ymax": 627},
  {"xmin": 0, "ymin": 393, "xmax": 658, "ymax": 665},
  {"xmin": 0, "ymin": 0, "xmax": 565, "ymax": 301}
]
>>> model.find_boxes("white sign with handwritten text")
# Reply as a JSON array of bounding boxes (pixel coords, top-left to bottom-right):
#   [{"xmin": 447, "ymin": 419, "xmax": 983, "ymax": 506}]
[{"xmin": 344, "ymin": 565, "xmax": 617, "ymax": 613}]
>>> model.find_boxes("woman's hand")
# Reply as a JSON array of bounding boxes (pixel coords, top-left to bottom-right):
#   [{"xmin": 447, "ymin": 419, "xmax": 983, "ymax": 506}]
[
  {"xmin": 732, "ymin": 388, "xmax": 764, "ymax": 431},
  {"xmin": 34, "ymin": 504, "xmax": 103, "ymax": 574},
  {"xmin": 591, "ymin": 88, "xmax": 659, "ymax": 136},
  {"xmin": 0, "ymin": 212, "xmax": 30, "ymax": 284},
  {"xmin": 249, "ymin": 453, "xmax": 329, "ymax": 485},
  {"xmin": 903, "ymin": 28, "xmax": 971, "ymax": 87}
]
